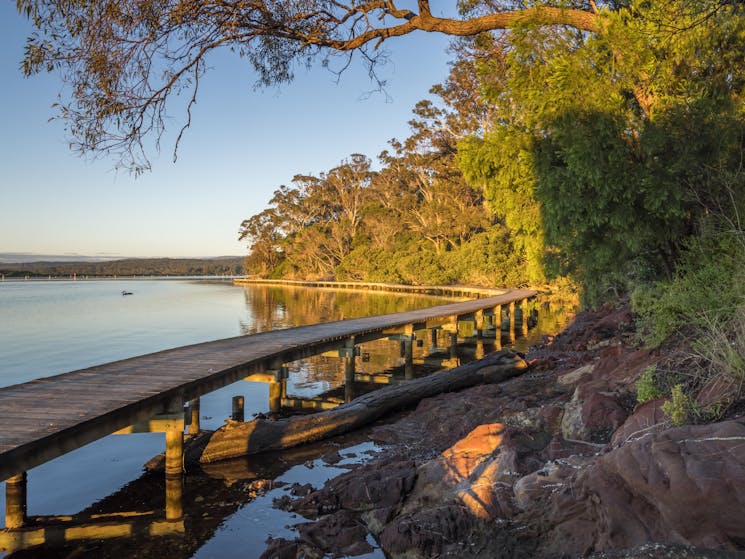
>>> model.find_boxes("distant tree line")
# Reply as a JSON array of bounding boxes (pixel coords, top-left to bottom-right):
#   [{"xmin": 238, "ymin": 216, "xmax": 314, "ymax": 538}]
[{"xmin": 0, "ymin": 257, "xmax": 243, "ymax": 278}]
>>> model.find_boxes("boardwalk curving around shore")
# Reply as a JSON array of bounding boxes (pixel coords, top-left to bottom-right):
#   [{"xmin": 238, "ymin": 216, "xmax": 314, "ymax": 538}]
[{"xmin": 0, "ymin": 288, "xmax": 535, "ymax": 482}]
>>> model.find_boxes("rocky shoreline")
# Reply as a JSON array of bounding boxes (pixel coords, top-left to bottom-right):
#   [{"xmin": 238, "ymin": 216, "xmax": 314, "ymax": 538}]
[{"xmin": 259, "ymin": 305, "xmax": 745, "ymax": 559}]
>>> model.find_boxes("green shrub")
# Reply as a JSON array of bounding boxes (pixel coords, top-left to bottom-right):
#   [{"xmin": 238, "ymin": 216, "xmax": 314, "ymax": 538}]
[
  {"xmin": 662, "ymin": 384, "xmax": 692, "ymax": 426},
  {"xmin": 636, "ymin": 365, "xmax": 663, "ymax": 403},
  {"xmin": 632, "ymin": 229, "xmax": 745, "ymax": 346}
]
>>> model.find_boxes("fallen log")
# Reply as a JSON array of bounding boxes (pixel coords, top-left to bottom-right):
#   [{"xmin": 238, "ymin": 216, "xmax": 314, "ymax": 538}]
[{"xmin": 199, "ymin": 350, "xmax": 527, "ymax": 463}]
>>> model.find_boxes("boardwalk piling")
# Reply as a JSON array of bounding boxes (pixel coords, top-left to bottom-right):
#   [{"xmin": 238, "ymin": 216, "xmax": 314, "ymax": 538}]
[
  {"xmin": 508, "ymin": 301, "xmax": 516, "ymax": 343},
  {"xmin": 475, "ymin": 339, "xmax": 485, "ymax": 360},
  {"xmin": 344, "ymin": 338, "xmax": 356, "ymax": 403},
  {"xmin": 164, "ymin": 424, "xmax": 184, "ymax": 520},
  {"xmin": 232, "ymin": 396, "xmax": 245, "ymax": 422},
  {"xmin": 5, "ymin": 472, "xmax": 27, "ymax": 529},
  {"xmin": 165, "ymin": 428, "xmax": 183, "ymax": 477},
  {"xmin": 188, "ymin": 399, "xmax": 201, "ymax": 435},
  {"xmin": 429, "ymin": 328, "xmax": 438, "ymax": 353},
  {"xmin": 165, "ymin": 474, "xmax": 183, "ymax": 521},
  {"xmin": 269, "ymin": 382, "xmax": 282, "ymax": 413},
  {"xmin": 449, "ymin": 332, "xmax": 458, "ymax": 359},
  {"xmin": 403, "ymin": 336, "xmax": 414, "ymax": 380}
]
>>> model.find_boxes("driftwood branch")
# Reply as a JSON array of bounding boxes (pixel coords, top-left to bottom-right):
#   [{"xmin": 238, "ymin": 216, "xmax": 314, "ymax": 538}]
[{"xmin": 199, "ymin": 350, "xmax": 527, "ymax": 463}]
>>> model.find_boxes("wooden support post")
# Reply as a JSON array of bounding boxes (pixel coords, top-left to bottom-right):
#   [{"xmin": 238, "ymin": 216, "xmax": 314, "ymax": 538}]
[
  {"xmin": 449, "ymin": 332, "xmax": 458, "ymax": 359},
  {"xmin": 343, "ymin": 337, "xmax": 357, "ymax": 402},
  {"xmin": 429, "ymin": 328, "xmax": 438, "ymax": 353},
  {"xmin": 165, "ymin": 427, "xmax": 183, "ymax": 477},
  {"xmin": 5, "ymin": 472, "xmax": 27, "ymax": 529},
  {"xmin": 187, "ymin": 398, "xmax": 201, "ymax": 435},
  {"xmin": 268, "ymin": 382, "xmax": 282, "ymax": 413},
  {"xmin": 232, "ymin": 395, "xmax": 245, "ymax": 422},
  {"xmin": 403, "ymin": 337, "xmax": 414, "ymax": 380},
  {"xmin": 344, "ymin": 349, "xmax": 356, "ymax": 403},
  {"xmin": 163, "ymin": 422, "xmax": 184, "ymax": 520},
  {"xmin": 494, "ymin": 305, "xmax": 503, "ymax": 350},
  {"xmin": 521, "ymin": 299, "xmax": 529, "ymax": 337},
  {"xmin": 475, "ymin": 339, "xmax": 485, "ymax": 360},
  {"xmin": 508, "ymin": 301, "xmax": 516, "ymax": 343},
  {"xmin": 474, "ymin": 310, "xmax": 484, "ymax": 339}
]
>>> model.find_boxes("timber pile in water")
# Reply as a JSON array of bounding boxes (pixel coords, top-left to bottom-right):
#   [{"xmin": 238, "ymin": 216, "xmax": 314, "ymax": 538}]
[{"xmin": 257, "ymin": 306, "xmax": 745, "ymax": 559}]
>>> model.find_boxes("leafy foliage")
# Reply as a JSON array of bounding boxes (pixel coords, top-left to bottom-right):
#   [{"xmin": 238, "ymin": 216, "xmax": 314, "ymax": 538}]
[
  {"xmin": 17, "ymin": 0, "xmax": 602, "ymax": 172},
  {"xmin": 458, "ymin": 0, "xmax": 745, "ymax": 304},
  {"xmin": 636, "ymin": 365, "xmax": 663, "ymax": 404},
  {"xmin": 662, "ymin": 384, "xmax": 693, "ymax": 426},
  {"xmin": 239, "ymin": 65, "xmax": 534, "ymax": 287},
  {"xmin": 633, "ymin": 227, "xmax": 745, "ymax": 346}
]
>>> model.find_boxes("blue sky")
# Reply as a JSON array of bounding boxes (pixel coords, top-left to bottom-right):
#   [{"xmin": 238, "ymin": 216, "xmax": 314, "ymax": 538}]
[{"xmin": 0, "ymin": 3, "xmax": 454, "ymax": 259}]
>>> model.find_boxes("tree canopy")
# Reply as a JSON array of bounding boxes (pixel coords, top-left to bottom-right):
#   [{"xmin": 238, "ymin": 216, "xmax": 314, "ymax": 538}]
[{"xmin": 17, "ymin": 0, "xmax": 609, "ymax": 171}]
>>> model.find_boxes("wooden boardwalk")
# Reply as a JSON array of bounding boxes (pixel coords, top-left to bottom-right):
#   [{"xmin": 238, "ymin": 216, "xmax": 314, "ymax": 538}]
[
  {"xmin": 0, "ymin": 289, "xmax": 535, "ymax": 481},
  {"xmin": 233, "ymin": 278, "xmax": 509, "ymax": 297}
]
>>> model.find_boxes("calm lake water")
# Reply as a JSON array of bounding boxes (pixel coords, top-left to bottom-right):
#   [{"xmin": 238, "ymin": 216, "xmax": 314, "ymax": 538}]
[{"xmin": 0, "ymin": 279, "xmax": 571, "ymax": 558}]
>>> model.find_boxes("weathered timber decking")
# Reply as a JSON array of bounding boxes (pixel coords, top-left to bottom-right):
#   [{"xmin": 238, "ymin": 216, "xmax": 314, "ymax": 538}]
[{"xmin": 0, "ymin": 289, "xmax": 535, "ymax": 481}]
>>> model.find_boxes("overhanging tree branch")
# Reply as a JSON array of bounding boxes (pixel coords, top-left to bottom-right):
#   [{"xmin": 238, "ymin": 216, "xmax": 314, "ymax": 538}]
[{"xmin": 17, "ymin": 0, "xmax": 602, "ymax": 171}]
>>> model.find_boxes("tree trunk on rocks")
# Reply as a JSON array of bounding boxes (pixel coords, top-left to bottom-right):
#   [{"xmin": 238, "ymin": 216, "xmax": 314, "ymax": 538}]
[{"xmin": 199, "ymin": 350, "xmax": 528, "ymax": 463}]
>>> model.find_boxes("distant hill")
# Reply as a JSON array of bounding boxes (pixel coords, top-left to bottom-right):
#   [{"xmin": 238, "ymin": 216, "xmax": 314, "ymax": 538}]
[{"xmin": 0, "ymin": 257, "xmax": 244, "ymax": 277}]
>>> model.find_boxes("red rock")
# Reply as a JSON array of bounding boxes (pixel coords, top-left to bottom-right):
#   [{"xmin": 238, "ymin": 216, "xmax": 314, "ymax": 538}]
[
  {"xmin": 562, "ymin": 388, "xmax": 629, "ymax": 443},
  {"xmin": 557, "ymin": 363, "xmax": 596, "ymax": 386},
  {"xmin": 296, "ymin": 510, "xmax": 374, "ymax": 557},
  {"xmin": 290, "ymin": 458, "xmax": 417, "ymax": 518},
  {"xmin": 611, "ymin": 398, "xmax": 668, "ymax": 447},
  {"xmin": 529, "ymin": 357, "xmax": 558, "ymax": 371},
  {"xmin": 523, "ymin": 420, "xmax": 745, "ymax": 556},
  {"xmin": 379, "ymin": 504, "xmax": 476, "ymax": 557},
  {"xmin": 441, "ymin": 423, "xmax": 506, "ymax": 479},
  {"xmin": 546, "ymin": 434, "xmax": 605, "ymax": 460},
  {"xmin": 540, "ymin": 405, "xmax": 565, "ymax": 433}
]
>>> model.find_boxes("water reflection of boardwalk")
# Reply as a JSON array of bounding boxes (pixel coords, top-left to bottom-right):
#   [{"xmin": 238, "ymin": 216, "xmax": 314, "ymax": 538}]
[
  {"xmin": 0, "ymin": 289, "xmax": 530, "ymax": 479},
  {"xmin": 1, "ymin": 288, "xmax": 536, "ymax": 547}
]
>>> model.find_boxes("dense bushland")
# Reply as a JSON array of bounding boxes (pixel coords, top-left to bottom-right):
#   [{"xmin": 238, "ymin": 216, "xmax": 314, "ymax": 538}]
[{"xmin": 237, "ymin": 1, "xmax": 745, "ymax": 417}]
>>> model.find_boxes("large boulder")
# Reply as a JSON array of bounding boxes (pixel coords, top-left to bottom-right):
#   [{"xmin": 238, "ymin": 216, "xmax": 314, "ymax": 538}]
[{"xmin": 519, "ymin": 419, "xmax": 745, "ymax": 557}]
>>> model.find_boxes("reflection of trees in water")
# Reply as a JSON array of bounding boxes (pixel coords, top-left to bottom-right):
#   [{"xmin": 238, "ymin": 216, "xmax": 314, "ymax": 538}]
[
  {"xmin": 236, "ymin": 286, "xmax": 452, "ymax": 394},
  {"xmin": 236, "ymin": 288, "xmax": 576, "ymax": 394},
  {"xmin": 238, "ymin": 286, "xmax": 452, "ymax": 335},
  {"xmin": 4, "ymin": 294, "xmax": 576, "ymax": 559}
]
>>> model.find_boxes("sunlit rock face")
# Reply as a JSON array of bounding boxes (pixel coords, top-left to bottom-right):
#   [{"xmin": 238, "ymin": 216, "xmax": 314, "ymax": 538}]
[{"xmin": 518, "ymin": 419, "xmax": 745, "ymax": 556}]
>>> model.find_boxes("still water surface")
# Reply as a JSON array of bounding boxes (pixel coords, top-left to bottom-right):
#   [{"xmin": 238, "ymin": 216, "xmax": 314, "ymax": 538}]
[{"xmin": 0, "ymin": 280, "xmax": 569, "ymax": 558}]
